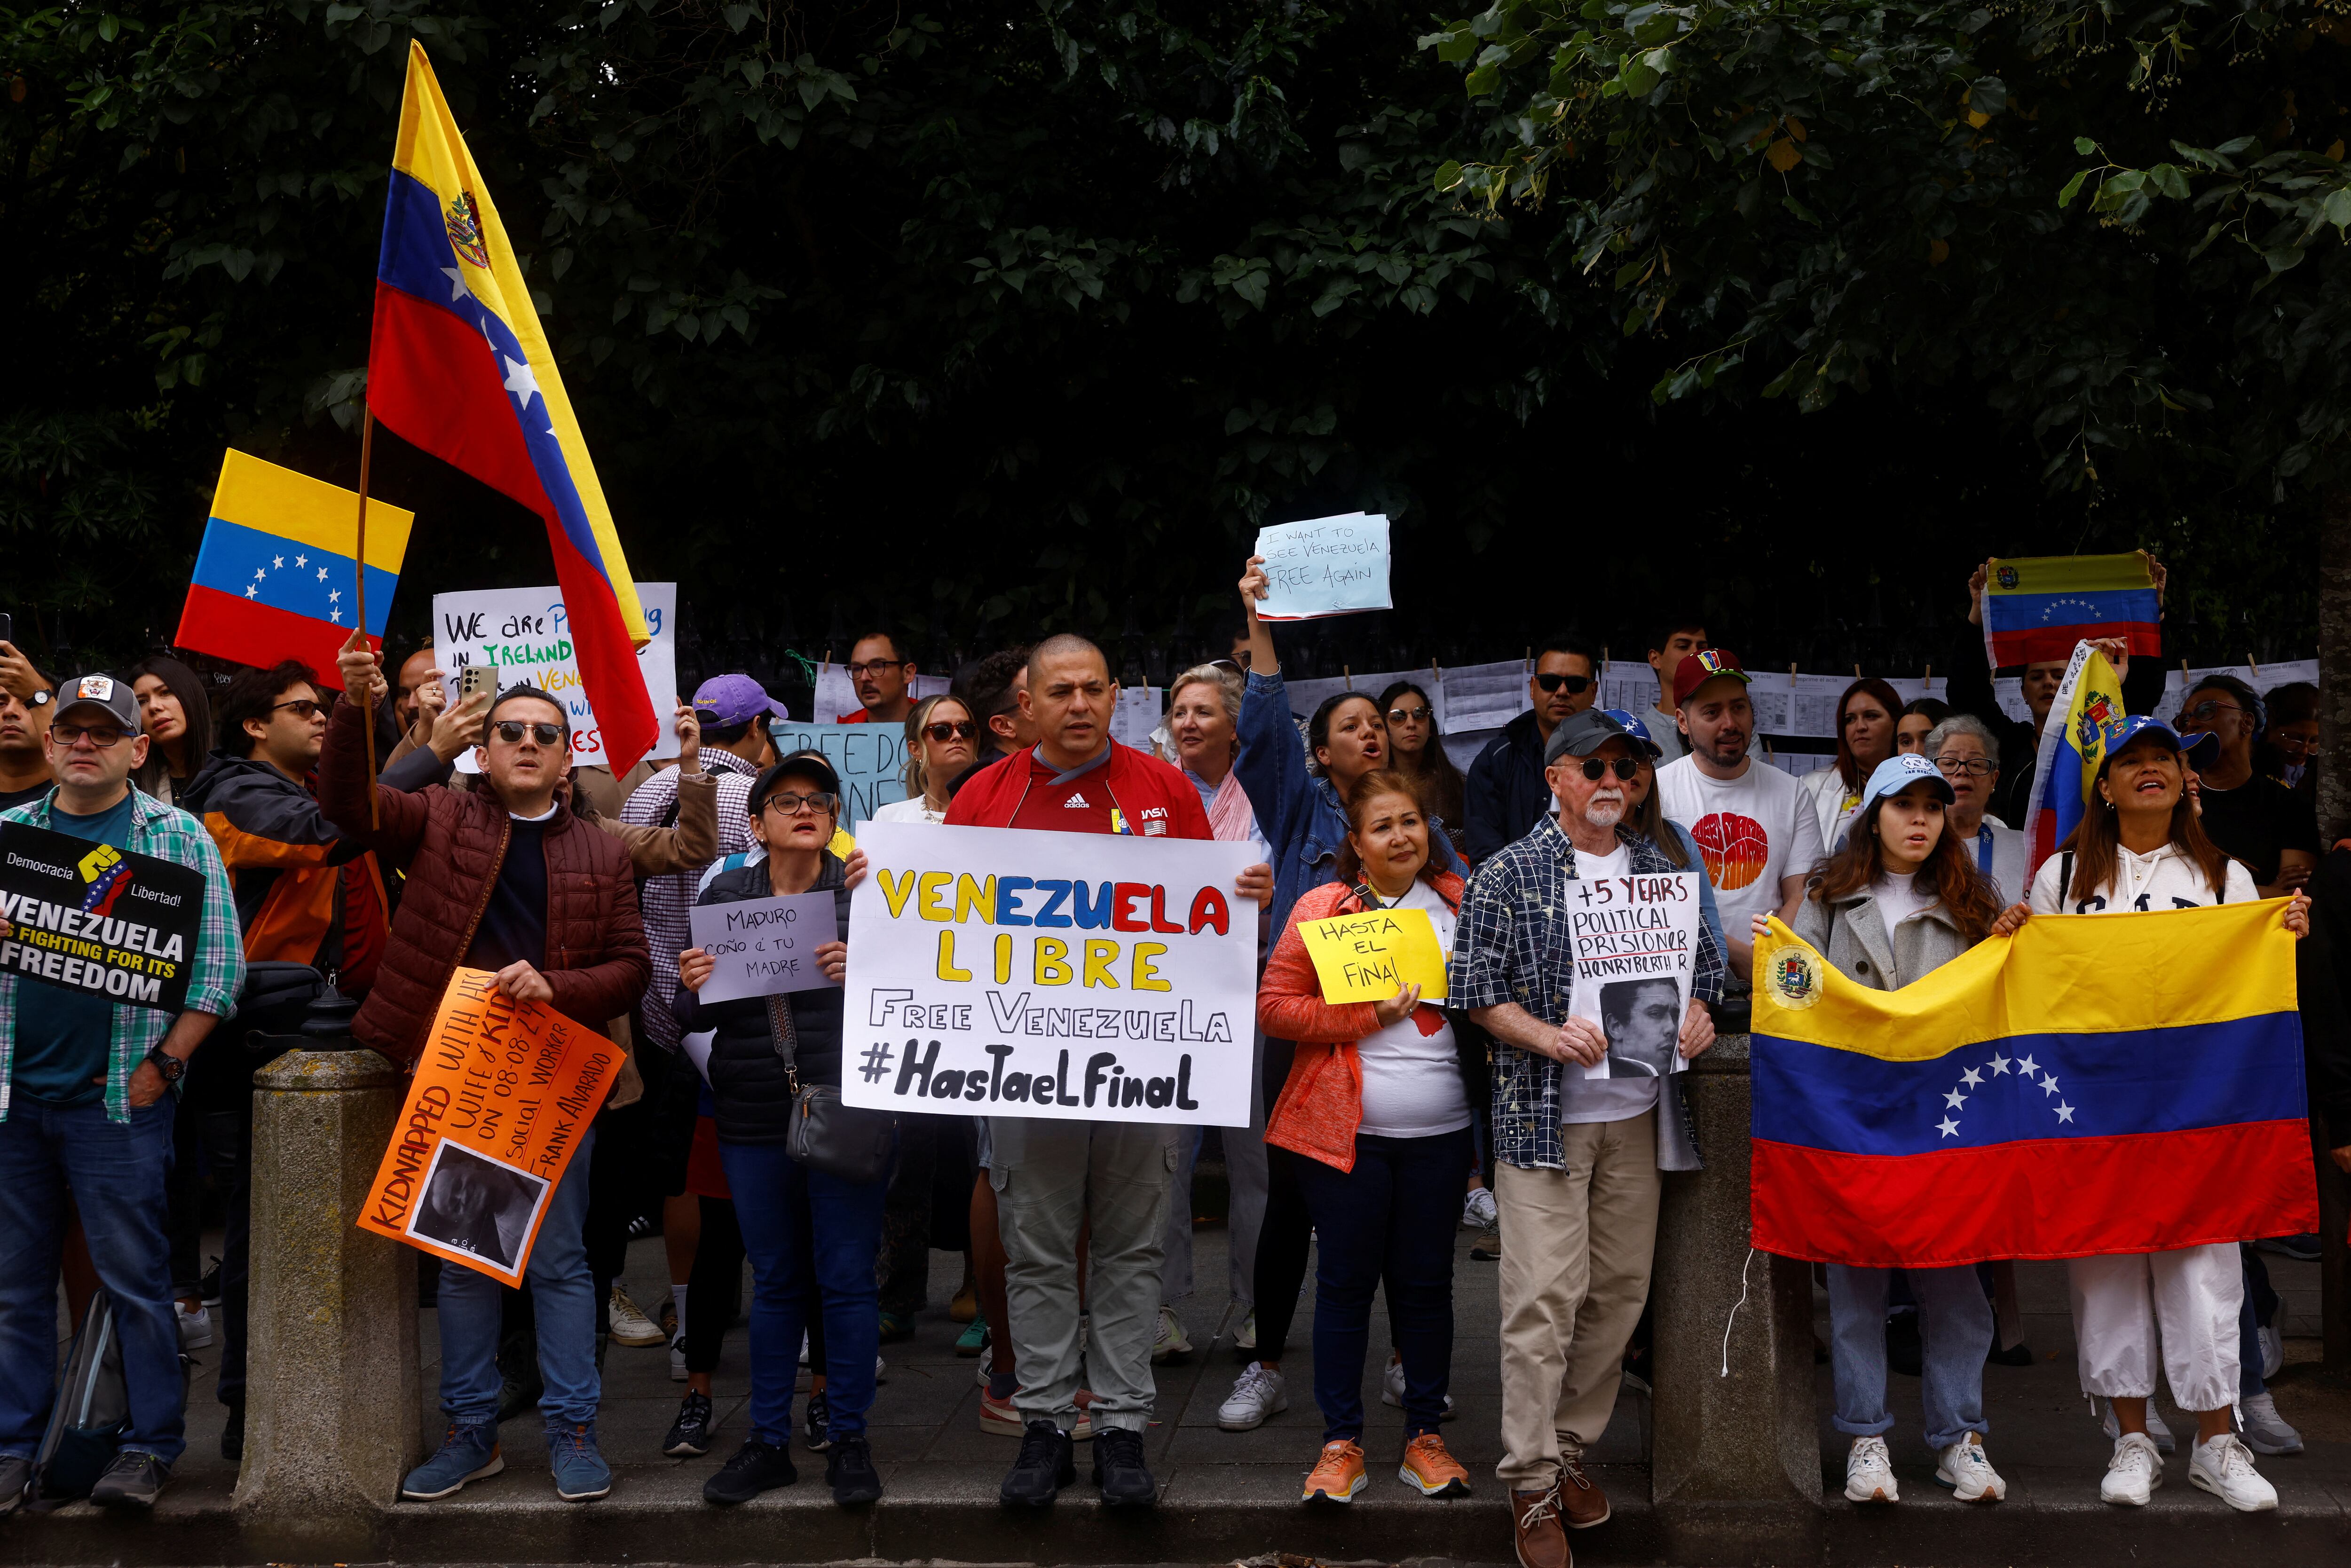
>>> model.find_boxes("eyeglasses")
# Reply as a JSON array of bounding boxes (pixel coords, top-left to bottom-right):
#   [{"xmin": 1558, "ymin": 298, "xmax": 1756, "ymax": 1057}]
[
  {"xmin": 51, "ymin": 724, "xmax": 130, "ymax": 749},
  {"xmin": 493, "ymin": 720, "xmax": 565, "ymax": 746},
  {"xmin": 922, "ymin": 720, "xmax": 978, "ymax": 742},
  {"xmin": 2272, "ymin": 732, "xmax": 2320, "ymax": 756},
  {"xmin": 2180, "ymin": 700, "xmax": 2248, "ymax": 724},
  {"xmin": 762, "ymin": 789, "xmax": 838, "ymax": 816},
  {"xmin": 1934, "ymin": 756, "xmax": 1996, "ymax": 778},
  {"xmin": 271, "ymin": 699, "xmax": 325, "ymax": 720},
  {"xmin": 845, "ymin": 659, "xmax": 909, "ymax": 678},
  {"xmin": 1577, "ymin": 756, "xmax": 1642, "ymax": 781},
  {"xmin": 1534, "ymin": 673, "xmax": 1593, "ymax": 695},
  {"xmin": 1386, "ymin": 705, "xmax": 1433, "ymax": 725}
]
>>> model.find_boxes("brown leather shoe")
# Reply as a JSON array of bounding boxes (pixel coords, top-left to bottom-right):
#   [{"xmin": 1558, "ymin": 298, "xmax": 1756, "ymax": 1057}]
[
  {"xmin": 1558, "ymin": 1454, "xmax": 1610, "ymax": 1529},
  {"xmin": 1511, "ymin": 1486, "xmax": 1570, "ymax": 1568}
]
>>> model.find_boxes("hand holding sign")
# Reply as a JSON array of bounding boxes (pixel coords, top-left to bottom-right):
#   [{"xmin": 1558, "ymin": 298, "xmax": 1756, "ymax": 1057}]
[
  {"xmin": 687, "ymin": 891, "xmax": 842, "ymax": 1002},
  {"xmin": 1298, "ymin": 906, "xmax": 1450, "ymax": 1003},
  {"xmin": 1251, "ymin": 513, "xmax": 1393, "ymax": 621}
]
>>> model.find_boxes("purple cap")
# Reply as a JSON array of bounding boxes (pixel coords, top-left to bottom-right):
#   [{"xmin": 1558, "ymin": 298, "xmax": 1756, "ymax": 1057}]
[{"xmin": 693, "ymin": 674, "xmax": 789, "ymax": 728}]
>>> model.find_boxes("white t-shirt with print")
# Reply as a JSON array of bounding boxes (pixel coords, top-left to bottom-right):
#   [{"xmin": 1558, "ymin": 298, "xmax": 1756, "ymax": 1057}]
[
  {"xmin": 1654, "ymin": 756, "xmax": 1828, "ymax": 935},
  {"xmin": 1355, "ymin": 879, "xmax": 1472, "ymax": 1140},
  {"xmin": 2028, "ymin": 842, "xmax": 2258, "ymax": 915}
]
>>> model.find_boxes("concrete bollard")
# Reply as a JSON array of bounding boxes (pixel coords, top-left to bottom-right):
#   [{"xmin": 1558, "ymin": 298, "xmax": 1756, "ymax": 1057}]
[
  {"xmin": 1649, "ymin": 1035, "xmax": 1822, "ymax": 1560},
  {"xmin": 232, "ymin": 1042, "xmax": 420, "ymax": 1542}
]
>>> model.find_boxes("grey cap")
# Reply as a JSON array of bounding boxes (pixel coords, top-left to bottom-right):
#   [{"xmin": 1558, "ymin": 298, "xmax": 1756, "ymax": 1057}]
[
  {"xmin": 1544, "ymin": 708, "xmax": 1645, "ymax": 765},
  {"xmin": 54, "ymin": 673, "xmax": 142, "ymax": 732}
]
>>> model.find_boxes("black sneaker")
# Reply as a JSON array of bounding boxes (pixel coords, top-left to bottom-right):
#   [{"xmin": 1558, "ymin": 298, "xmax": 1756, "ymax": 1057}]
[
  {"xmin": 802, "ymin": 1387, "xmax": 832, "ymax": 1451},
  {"xmin": 0, "ymin": 1454, "xmax": 29, "ymax": 1516},
  {"xmin": 1090, "ymin": 1425, "xmax": 1157, "ymax": 1507},
  {"xmin": 221, "ymin": 1396, "xmax": 245, "ymax": 1463},
  {"xmin": 703, "ymin": 1439, "xmax": 796, "ymax": 1505},
  {"xmin": 827, "ymin": 1434, "xmax": 883, "ymax": 1506},
  {"xmin": 89, "ymin": 1451, "xmax": 171, "ymax": 1510},
  {"xmin": 199, "ymin": 1257, "xmax": 223, "ymax": 1307},
  {"xmin": 664, "ymin": 1391, "xmax": 714, "ymax": 1458},
  {"xmin": 998, "ymin": 1419, "xmax": 1074, "ymax": 1507}
]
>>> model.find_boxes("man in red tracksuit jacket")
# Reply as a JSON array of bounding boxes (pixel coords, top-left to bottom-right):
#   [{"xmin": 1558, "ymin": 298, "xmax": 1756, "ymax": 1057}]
[{"xmin": 947, "ymin": 635, "xmax": 1267, "ymax": 1510}]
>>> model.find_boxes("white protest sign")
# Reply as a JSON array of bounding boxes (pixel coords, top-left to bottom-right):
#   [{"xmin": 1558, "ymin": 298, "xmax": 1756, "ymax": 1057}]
[
  {"xmin": 842, "ymin": 820, "xmax": 1257, "ymax": 1126},
  {"xmin": 1252, "ymin": 513, "xmax": 1393, "ymax": 621},
  {"xmin": 434, "ymin": 583, "xmax": 678, "ymax": 772},
  {"xmin": 1566, "ymin": 871, "xmax": 1703, "ymax": 1081},
  {"xmin": 688, "ymin": 891, "xmax": 840, "ymax": 1003},
  {"xmin": 766, "ymin": 721, "xmax": 909, "ymax": 831}
]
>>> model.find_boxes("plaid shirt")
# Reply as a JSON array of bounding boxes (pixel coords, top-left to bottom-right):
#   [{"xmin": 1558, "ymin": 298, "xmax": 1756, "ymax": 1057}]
[
  {"xmin": 1, "ymin": 787, "xmax": 247, "ymax": 1123},
  {"xmin": 1448, "ymin": 813, "xmax": 1726, "ymax": 1170},
  {"xmin": 623, "ymin": 752, "xmax": 759, "ymax": 1049}
]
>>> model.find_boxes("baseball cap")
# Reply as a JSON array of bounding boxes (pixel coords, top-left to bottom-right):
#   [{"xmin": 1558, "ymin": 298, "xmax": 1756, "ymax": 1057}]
[
  {"xmin": 752, "ymin": 749, "xmax": 843, "ymax": 809},
  {"xmin": 1544, "ymin": 708, "xmax": 1646, "ymax": 765},
  {"xmin": 2100, "ymin": 714, "xmax": 2221, "ymax": 770},
  {"xmin": 693, "ymin": 673, "xmax": 789, "ymax": 729},
  {"xmin": 54, "ymin": 673, "xmax": 142, "ymax": 732},
  {"xmin": 1672, "ymin": 648, "xmax": 1751, "ymax": 709},
  {"xmin": 1600, "ymin": 708, "xmax": 1664, "ymax": 760},
  {"xmin": 1859, "ymin": 752, "xmax": 1955, "ymax": 815}
]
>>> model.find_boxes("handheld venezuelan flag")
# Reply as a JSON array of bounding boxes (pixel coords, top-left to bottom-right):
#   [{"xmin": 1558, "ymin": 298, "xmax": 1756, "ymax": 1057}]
[
  {"xmin": 1750, "ymin": 907, "xmax": 2314, "ymax": 1268},
  {"xmin": 174, "ymin": 449, "xmax": 413, "ymax": 689},
  {"xmin": 2020, "ymin": 640, "xmax": 2123, "ymax": 875},
  {"xmin": 1980, "ymin": 552, "xmax": 2161, "ymax": 669},
  {"xmin": 367, "ymin": 40, "xmax": 658, "ymax": 773}
]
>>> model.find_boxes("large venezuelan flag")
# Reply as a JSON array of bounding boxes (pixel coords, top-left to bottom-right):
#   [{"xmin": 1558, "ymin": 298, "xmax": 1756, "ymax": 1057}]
[
  {"xmin": 174, "ymin": 449, "xmax": 414, "ymax": 690},
  {"xmin": 2020, "ymin": 641, "xmax": 2123, "ymax": 875},
  {"xmin": 1981, "ymin": 552, "xmax": 2161, "ymax": 668},
  {"xmin": 1750, "ymin": 906, "xmax": 2316, "ymax": 1268},
  {"xmin": 368, "ymin": 41, "xmax": 658, "ymax": 773}
]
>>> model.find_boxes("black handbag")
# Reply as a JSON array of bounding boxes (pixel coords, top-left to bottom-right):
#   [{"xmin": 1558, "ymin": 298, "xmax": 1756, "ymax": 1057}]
[{"xmin": 765, "ymin": 994, "xmax": 897, "ymax": 1183}]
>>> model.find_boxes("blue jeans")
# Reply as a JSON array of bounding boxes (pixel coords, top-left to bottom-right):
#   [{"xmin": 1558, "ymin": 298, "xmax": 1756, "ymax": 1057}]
[
  {"xmin": 0, "ymin": 1097, "xmax": 186, "ymax": 1464},
  {"xmin": 1829, "ymin": 1262, "xmax": 1992, "ymax": 1453},
  {"xmin": 718, "ymin": 1138, "xmax": 888, "ymax": 1447},
  {"xmin": 435, "ymin": 1127, "xmax": 599, "ymax": 1426},
  {"xmin": 1291, "ymin": 1127, "xmax": 1469, "ymax": 1441}
]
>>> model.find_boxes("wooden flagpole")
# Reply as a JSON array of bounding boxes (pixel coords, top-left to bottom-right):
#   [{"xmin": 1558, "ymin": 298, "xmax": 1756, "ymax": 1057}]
[{"xmin": 353, "ymin": 408, "xmax": 379, "ymax": 828}]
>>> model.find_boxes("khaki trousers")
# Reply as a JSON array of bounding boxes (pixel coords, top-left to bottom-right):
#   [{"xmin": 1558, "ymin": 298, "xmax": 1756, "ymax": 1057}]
[{"xmin": 1493, "ymin": 1110, "xmax": 1660, "ymax": 1490}]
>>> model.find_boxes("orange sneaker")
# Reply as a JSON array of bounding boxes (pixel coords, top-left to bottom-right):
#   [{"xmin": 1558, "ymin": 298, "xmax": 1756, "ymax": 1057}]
[
  {"xmin": 1302, "ymin": 1439, "xmax": 1368, "ymax": 1503},
  {"xmin": 1398, "ymin": 1432, "xmax": 1472, "ymax": 1497}
]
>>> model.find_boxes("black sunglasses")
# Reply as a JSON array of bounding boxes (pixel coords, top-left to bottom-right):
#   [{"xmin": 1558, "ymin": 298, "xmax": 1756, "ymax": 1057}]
[
  {"xmin": 1578, "ymin": 756, "xmax": 1642, "ymax": 781},
  {"xmin": 922, "ymin": 719, "xmax": 978, "ymax": 742},
  {"xmin": 493, "ymin": 720, "xmax": 564, "ymax": 746},
  {"xmin": 1535, "ymin": 673, "xmax": 1594, "ymax": 695},
  {"xmin": 271, "ymin": 698, "xmax": 326, "ymax": 720}
]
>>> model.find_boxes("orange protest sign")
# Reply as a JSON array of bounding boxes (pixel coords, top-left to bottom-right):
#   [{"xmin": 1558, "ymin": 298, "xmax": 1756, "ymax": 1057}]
[{"xmin": 358, "ymin": 967, "xmax": 623, "ymax": 1285}]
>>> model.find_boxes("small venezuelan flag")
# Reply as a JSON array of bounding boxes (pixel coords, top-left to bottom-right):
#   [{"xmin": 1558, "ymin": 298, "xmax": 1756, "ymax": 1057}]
[
  {"xmin": 1749, "ymin": 906, "xmax": 2316, "ymax": 1269},
  {"xmin": 366, "ymin": 40, "xmax": 658, "ymax": 773},
  {"xmin": 1980, "ymin": 552, "xmax": 2161, "ymax": 668},
  {"xmin": 174, "ymin": 449, "xmax": 413, "ymax": 689},
  {"xmin": 2020, "ymin": 641, "xmax": 2123, "ymax": 875}
]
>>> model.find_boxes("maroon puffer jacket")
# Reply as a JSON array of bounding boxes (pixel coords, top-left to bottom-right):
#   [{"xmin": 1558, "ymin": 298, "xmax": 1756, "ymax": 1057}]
[{"xmin": 317, "ymin": 701, "xmax": 651, "ymax": 1069}]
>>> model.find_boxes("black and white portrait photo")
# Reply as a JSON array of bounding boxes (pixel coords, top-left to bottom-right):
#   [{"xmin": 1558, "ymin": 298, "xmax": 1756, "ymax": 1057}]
[
  {"xmin": 1599, "ymin": 977, "xmax": 1682, "ymax": 1079},
  {"xmin": 406, "ymin": 1141, "xmax": 547, "ymax": 1272}
]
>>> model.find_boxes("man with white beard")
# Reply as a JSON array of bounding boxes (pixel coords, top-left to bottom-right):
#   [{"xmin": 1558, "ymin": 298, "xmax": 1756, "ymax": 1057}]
[{"xmin": 1448, "ymin": 710, "xmax": 1725, "ymax": 1568}]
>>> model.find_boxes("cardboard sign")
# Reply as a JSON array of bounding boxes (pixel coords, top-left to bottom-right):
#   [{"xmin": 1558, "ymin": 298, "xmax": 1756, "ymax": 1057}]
[
  {"xmin": 688, "ymin": 890, "xmax": 840, "ymax": 1002},
  {"xmin": 1299, "ymin": 906, "xmax": 1450, "ymax": 1003},
  {"xmin": 765, "ymin": 721, "xmax": 910, "ymax": 830},
  {"xmin": 0, "ymin": 823, "xmax": 208, "ymax": 1013},
  {"xmin": 1567, "ymin": 871, "xmax": 1702, "ymax": 1080},
  {"xmin": 433, "ymin": 583, "xmax": 678, "ymax": 771},
  {"xmin": 843, "ymin": 820, "xmax": 1257, "ymax": 1126},
  {"xmin": 1253, "ymin": 513, "xmax": 1393, "ymax": 621},
  {"xmin": 358, "ymin": 969, "xmax": 622, "ymax": 1284}
]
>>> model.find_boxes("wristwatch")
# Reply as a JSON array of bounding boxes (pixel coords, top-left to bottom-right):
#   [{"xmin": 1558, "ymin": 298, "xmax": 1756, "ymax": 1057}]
[
  {"xmin": 26, "ymin": 688, "xmax": 50, "ymax": 709},
  {"xmin": 144, "ymin": 1044, "xmax": 187, "ymax": 1083}
]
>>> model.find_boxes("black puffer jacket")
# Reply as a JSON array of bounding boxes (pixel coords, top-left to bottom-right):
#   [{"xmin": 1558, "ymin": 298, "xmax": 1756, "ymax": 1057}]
[{"xmin": 672, "ymin": 853, "xmax": 852, "ymax": 1144}]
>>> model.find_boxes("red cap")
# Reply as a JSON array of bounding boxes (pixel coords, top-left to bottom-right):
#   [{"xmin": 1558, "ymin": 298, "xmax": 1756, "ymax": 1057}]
[{"xmin": 1672, "ymin": 648, "xmax": 1751, "ymax": 709}]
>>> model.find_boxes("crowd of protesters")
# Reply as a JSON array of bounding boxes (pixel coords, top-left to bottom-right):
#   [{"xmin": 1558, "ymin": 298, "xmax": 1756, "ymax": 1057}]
[{"xmin": 0, "ymin": 549, "xmax": 2346, "ymax": 1566}]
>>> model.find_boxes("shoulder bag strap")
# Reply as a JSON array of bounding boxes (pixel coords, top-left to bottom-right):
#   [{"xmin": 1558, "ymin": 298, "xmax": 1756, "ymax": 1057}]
[
  {"xmin": 764, "ymin": 993, "xmax": 803, "ymax": 1095},
  {"xmin": 2060, "ymin": 850, "xmax": 2074, "ymax": 905}
]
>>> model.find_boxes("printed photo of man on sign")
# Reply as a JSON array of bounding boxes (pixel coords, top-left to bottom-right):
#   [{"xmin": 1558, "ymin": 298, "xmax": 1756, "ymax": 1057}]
[{"xmin": 843, "ymin": 820, "xmax": 1260, "ymax": 1125}]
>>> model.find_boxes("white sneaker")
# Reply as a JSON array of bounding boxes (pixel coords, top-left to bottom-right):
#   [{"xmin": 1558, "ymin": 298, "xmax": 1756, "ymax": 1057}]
[
  {"xmin": 174, "ymin": 1301, "xmax": 213, "ymax": 1350},
  {"xmin": 1462, "ymin": 1186, "xmax": 1499, "ymax": 1229},
  {"xmin": 1379, "ymin": 1354, "xmax": 1457, "ymax": 1418},
  {"xmin": 1934, "ymin": 1434, "xmax": 2006, "ymax": 1502},
  {"xmin": 2258, "ymin": 1322, "xmax": 2285, "ymax": 1380},
  {"xmin": 2241, "ymin": 1390, "xmax": 2303, "ymax": 1455},
  {"xmin": 875, "ymin": 1353, "xmax": 887, "ymax": 1384},
  {"xmin": 1151, "ymin": 1304, "xmax": 1192, "ymax": 1363},
  {"xmin": 1234, "ymin": 1310, "xmax": 1257, "ymax": 1351},
  {"xmin": 2189, "ymin": 1432, "xmax": 2277, "ymax": 1511},
  {"xmin": 607, "ymin": 1285, "xmax": 665, "ymax": 1347},
  {"xmin": 1844, "ymin": 1434, "xmax": 1898, "ymax": 1503},
  {"xmin": 669, "ymin": 1328, "xmax": 687, "ymax": 1383},
  {"xmin": 2097, "ymin": 1395, "xmax": 2176, "ymax": 1453},
  {"xmin": 2100, "ymin": 1432, "xmax": 2163, "ymax": 1505},
  {"xmin": 799, "ymin": 1332, "xmax": 811, "ymax": 1368},
  {"xmin": 1216, "ymin": 1361, "xmax": 1289, "ymax": 1431}
]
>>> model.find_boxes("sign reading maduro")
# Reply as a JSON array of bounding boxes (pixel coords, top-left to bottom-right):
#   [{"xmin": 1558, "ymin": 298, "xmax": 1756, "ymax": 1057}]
[
  {"xmin": 844, "ymin": 821, "xmax": 1257, "ymax": 1127},
  {"xmin": 359, "ymin": 969, "xmax": 621, "ymax": 1284},
  {"xmin": 0, "ymin": 822, "xmax": 206, "ymax": 1013}
]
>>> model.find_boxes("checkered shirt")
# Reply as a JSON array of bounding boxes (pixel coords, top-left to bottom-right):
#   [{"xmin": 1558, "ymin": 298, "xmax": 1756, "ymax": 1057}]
[{"xmin": 623, "ymin": 752, "xmax": 760, "ymax": 1049}]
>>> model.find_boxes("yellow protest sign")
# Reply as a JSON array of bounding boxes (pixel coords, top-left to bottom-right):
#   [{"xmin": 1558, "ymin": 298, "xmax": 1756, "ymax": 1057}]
[{"xmin": 1300, "ymin": 907, "xmax": 1449, "ymax": 1003}]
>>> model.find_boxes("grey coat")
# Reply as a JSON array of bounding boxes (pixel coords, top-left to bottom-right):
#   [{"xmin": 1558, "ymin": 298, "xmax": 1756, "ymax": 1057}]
[{"xmin": 1791, "ymin": 882, "xmax": 1974, "ymax": 993}]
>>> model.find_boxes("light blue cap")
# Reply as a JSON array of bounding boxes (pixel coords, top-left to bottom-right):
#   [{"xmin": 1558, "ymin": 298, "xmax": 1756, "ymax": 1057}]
[{"xmin": 1859, "ymin": 751, "xmax": 1955, "ymax": 814}]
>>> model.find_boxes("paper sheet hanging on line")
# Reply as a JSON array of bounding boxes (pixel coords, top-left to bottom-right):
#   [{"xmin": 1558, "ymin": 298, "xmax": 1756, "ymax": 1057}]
[
  {"xmin": 1299, "ymin": 906, "xmax": 1450, "ymax": 1003},
  {"xmin": 688, "ymin": 891, "xmax": 841, "ymax": 1002},
  {"xmin": 1436, "ymin": 660, "xmax": 1531, "ymax": 733},
  {"xmin": 1110, "ymin": 686, "xmax": 1162, "ymax": 751},
  {"xmin": 434, "ymin": 583, "xmax": 678, "ymax": 772},
  {"xmin": 1568, "ymin": 871, "xmax": 1702, "ymax": 1080},
  {"xmin": 1252, "ymin": 513, "xmax": 1393, "ymax": 621}
]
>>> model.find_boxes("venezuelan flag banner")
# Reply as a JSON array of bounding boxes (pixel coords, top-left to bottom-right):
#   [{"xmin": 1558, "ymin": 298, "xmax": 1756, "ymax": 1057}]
[
  {"xmin": 174, "ymin": 449, "xmax": 413, "ymax": 690},
  {"xmin": 367, "ymin": 41, "xmax": 658, "ymax": 773},
  {"xmin": 1981, "ymin": 552, "xmax": 2161, "ymax": 668},
  {"xmin": 2020, "ymin": 641, "xmax": 2123, "ymax": 876},
  {"xmin": 1750, "ymin": 906, "xmax": 2315, "ymax": 1268}
]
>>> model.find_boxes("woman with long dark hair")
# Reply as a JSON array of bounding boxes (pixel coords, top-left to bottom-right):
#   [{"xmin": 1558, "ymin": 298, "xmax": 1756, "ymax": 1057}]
[
  {"xmin": 129, "ymin": 656, "xmax": 213, "ymax": 805},
  {"xmin": 1377, "ymin": 679, "xmax": 1466, "ymax": 836},
  {"xmin": 1799, "ymin": 677, "xmax": 1903, "ymax": 852}
]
